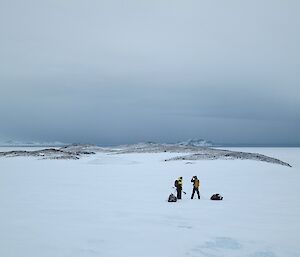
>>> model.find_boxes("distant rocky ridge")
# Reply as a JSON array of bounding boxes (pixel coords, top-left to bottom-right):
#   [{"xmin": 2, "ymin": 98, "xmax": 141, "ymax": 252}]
[
  {"xmin": 0, "ymin": 140, "xmax": 67, "ymax": 147},
  {"xmin": 0, "ymin": 142, "xmax": 292, "ymax": 167},
  {"xmin": 164, "ymin": 149, "xmax": 292, "ymax": 167},
  {"xmin": 175, "ymin": 138, "xmax": 213, "ymax": 147}
]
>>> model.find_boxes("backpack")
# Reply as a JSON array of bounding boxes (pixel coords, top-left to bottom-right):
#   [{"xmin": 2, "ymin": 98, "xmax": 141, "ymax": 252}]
[
  {"xmin": 194, "ymin": 179, "xmax": 200, "ymax": 188},
  {"xmin": 174, "ymin": 180, "xmax": 178, "ymax": 187},
  {"xmin": 210, "ymin": 193, "xmax": 223, "ymax": 200},
  {"xmin": 168, "ymin": 193, "xmax": 177, "ymax": 202}
]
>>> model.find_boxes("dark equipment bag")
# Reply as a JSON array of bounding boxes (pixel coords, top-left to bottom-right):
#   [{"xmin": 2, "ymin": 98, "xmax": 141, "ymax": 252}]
[
  {"xmin": 168, "ymin": 193, "xmax": 177, "ymax": 202},
  {"xmin": 210, "ymin": 193, "xmax": 223, "ymax": 200}
]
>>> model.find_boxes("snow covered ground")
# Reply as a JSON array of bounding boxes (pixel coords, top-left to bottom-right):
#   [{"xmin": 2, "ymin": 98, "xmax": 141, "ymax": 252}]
[{"xmin": 0, "ymin": 147, "xmax": 299, "ymax": 257}]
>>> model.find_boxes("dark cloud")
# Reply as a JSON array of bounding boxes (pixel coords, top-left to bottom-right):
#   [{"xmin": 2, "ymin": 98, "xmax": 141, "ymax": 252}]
[{"xmin": 0, "ymin": 0, "xmax": 299, "ymax": 145}]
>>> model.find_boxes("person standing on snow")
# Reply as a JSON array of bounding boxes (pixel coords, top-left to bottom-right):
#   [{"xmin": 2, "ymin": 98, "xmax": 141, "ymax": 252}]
[
  {"xmin": 174, "ymin": 177, "xmax": 183, "ymax": 199},
  {"xmin": 191, "ymin": 176, "xmax": 200, "ymax": 199}
]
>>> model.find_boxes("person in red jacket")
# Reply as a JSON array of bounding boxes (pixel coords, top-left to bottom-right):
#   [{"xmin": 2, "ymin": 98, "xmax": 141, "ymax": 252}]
[{"xmin": 191, "ymin": 176, "xmax": 200, "ymax": 199}]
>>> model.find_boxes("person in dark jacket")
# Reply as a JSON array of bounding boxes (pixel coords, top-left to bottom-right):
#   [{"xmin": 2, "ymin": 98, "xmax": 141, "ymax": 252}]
[
  {"xmin": 191, "ymin": 176, "xmax": 200, "ymax": 199},
  {"xmin": 174, "ymin": 177, "xmax": 183, "ymax": 199}
]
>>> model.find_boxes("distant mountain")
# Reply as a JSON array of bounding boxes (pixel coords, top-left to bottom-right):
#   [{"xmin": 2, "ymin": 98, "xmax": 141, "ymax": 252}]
[
  {"xmin": 176, "ymin": 138, "xmax": 214, "ymax": 147},
  {"xmin": 0, "ymin": 140, "xmax": 68, "ymax": 147}
]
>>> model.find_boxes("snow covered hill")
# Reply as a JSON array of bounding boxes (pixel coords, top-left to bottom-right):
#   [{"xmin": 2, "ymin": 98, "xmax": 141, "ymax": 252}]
[{"xmin": 0, "ymin": 143, "xmax": 291, "ymax": 167}]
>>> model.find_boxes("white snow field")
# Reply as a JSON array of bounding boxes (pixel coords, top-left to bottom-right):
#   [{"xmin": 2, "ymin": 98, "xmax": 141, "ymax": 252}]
[{"xmin": 0, "ymin": 147, "xmax": 299, "ymax": 257}]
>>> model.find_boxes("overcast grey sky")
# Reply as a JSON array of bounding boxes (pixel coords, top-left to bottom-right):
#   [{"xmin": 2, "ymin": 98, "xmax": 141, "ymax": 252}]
[{"xmin": 0, "ymin": 0, "xmax": 299, "ymax": 145}]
